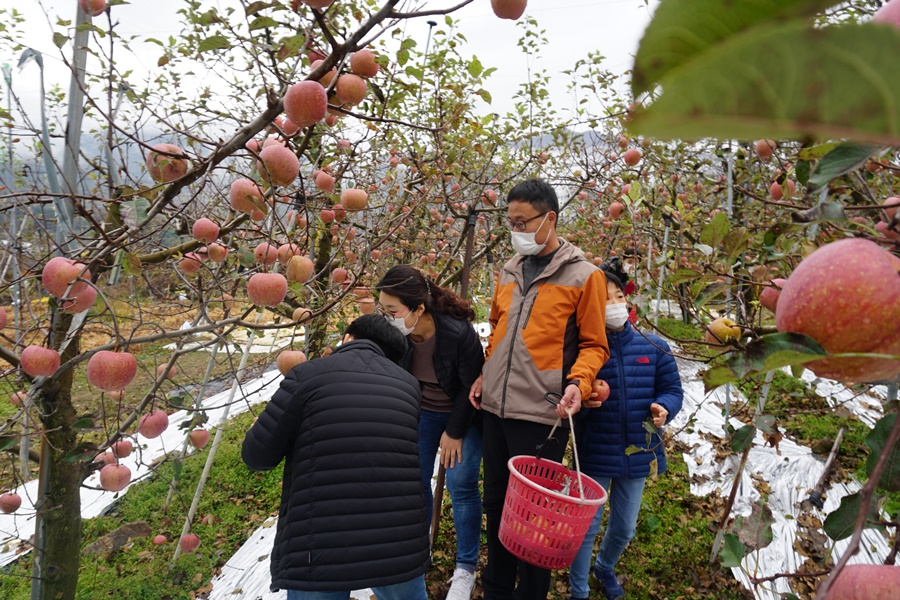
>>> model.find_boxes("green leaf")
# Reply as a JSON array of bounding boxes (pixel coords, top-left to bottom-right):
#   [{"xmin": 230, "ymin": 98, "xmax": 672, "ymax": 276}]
[
  {"xmin": 702, "ymin": 332, "xmax": 827, "ymax": 391},
  {"xmin": 865, "ymin": 413, "xmax": 899, "ymax": 492},
  {"xmin": 121, "ymin": 252, "xmax": 142, "ymax": 276},
  {"xmin": 405, "ymin": 66, "xmax": 423, "ymax": 80},
  {"xmin": 630, "ymin": 22, "xmax": 900, "ymax": 146},
  {"xmin": 807, "ymin": 142, "xmax": 883, "ymax": 190},
  {"xmin": 700, "ymin": 211, "xmax": 730, "ymax": 247},
  {"xmin": 795, "ymin": 160, "xmax": 810, "ymax": 188},
  {"xmin": 731, "ymin": 425, "xmax": 756, "ymax": 453},
  {"xmin": 797, "ymin": 142, "xmax": 840, "ymax": 160},
  {"xmin": 245, "ymin": 1, "xmax": 270, "ymax": 16},
  {"xmin": 718, "ymin": 532, "xmax": 745, "ymax": 568},
  {"xmin": 695, "ymin": 282, "xmax": 728, "ymax": 310},
  {"xmin": 467, "ymin": 56, "xmax": 483, "ymax": 78},
  {"xmin": 790, "ymin": 364, "xmax": 805, "ymax": 378},
  {"xmin": 631, "ymin": 0, "xmax": 839, "ymax": 96},
  {"xmin": 0, "ymin": 437, "xmax": 18, "ymax": 451},
  {"xmin": 626, "ymin": 181, "xmax": 642, "ymax": 203},
  {"xmin": 73, "ymin": 416, "xmax": 95, "ymax": 429},
  {"xmin": 723, "ymin": 226, "xmax": 752, "ymax": 261},
  {"xmin": 249, "ymin": 16, "xmax": 278, "ymax": 31},
  {"xmin": 53, "ymin": 32, "xmax": 68, "ymax": 48},
  {"xmin": 475, "ymin": 89, "xmax": 492, "ymax": 104},
  {"xmin": 824, "ymin": 490, "xmax": 884, "ymax": 541},
  {"xmin": 625, "ymin": 445, "xmax": 646, "ymax": 456},
  {"xmin": 648, "ymin": 457, "xmax": 658, "ymax": 478},
  {"xmin": 276, "ymin": 34, "xmax": 305, "ymax": 62},
  {"xmin": 643, "ymin": 419, "xmax": 658, "ymax": 435},
  {"xmin": 198, "ymin": 35, "xmax": 231, "ymax": 54},
  {"xmin": 735, "ymin": 502, "xmax": 775, "ymax": 551},
  {"xmin": 791, "ymin": 201, "xmax": 847, "ymax": 223},
  {"xmin": 668, "ymin": 268, "xmax": 702, "ymax": 285}
]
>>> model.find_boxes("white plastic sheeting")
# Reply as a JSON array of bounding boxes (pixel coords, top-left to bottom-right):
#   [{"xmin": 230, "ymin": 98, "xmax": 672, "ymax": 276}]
[
  {"xmin": 0, "ymin": 369, "xmax": 282, "ymax": 568},
  {"xmin": 671, "ymin": 358, "xmax": 891, "ymax": 600}
]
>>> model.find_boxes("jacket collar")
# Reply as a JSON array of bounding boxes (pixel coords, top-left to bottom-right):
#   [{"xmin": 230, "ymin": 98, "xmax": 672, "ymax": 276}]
[
  {"xmin": 333, "ymin": 338, "xmax": 385, "ymax": 357},
  {"xmin": 606, "ymin": 320, "xmax": 634, "ymax": 344},
  {"xmin": 503, "ymin": 240, "xmax": 586, "ymax": 284}
]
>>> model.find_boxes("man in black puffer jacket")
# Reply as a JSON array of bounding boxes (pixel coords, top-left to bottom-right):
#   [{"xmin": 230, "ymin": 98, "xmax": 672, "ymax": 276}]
[{"xmin": 242, "ymin": 314, "xmax": 429, "ymax": 599}]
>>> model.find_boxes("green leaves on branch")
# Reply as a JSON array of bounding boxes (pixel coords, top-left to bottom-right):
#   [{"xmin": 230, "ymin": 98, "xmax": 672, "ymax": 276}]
[
  {"xmin": 198, "ymin": 35, "xmax": 230, "ymax": 54},
  {"xmin": 702, "ymin": 333, "xmax": 827, "ymax": 392},
  {"xmin": 631, "ymin": 0, "xmax": 840, "ymax": 96},
  {"xmin": 865, "ymin": 413, "xmax": 899, "ymax": 492},
  {"xmin": 630, "ymin": 1, "xmax": 900, "ymax": 144},
  {"xmin": 806, "ymin": 142, "xmax": 884, "ymax": 190}
]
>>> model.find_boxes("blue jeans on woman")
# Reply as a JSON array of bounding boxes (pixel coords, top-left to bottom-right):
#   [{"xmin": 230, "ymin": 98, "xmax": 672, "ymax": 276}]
[
  {"xmin": 568, "ymin": 476, "xmax": 647, "ymax": 599},
  {"xmin": 285, "ymin": 575, "xmax": 427, "ymax": 600},
  {"xmin": 418, "ymin": 408, "xmax": 483, "ymax": 573}
]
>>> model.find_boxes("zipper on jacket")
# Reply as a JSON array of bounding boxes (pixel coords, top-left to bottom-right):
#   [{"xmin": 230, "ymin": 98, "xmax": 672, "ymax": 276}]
[
  {"xmin": 500, "ymin": 272, "xmax": 527, "ymax": 418},
  {"xmin": 610, "ymin": 331, "xmax": 630, "ymax": 479}
]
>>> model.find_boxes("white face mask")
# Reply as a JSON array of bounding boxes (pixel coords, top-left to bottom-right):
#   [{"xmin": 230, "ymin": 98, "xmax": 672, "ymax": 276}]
[
  {"xmin": 606, "ymin": 303, "xmax": 630, "ymax": 329},
  {"xmin": 510, "ymin": 213, "xmax": 549, "ymax": 256},
  {"xmin": 390, "ymin": 312, "xmax": 419, "ymax": 336},
  {"xmin": 623, "ymin": 263, "xmax": 636, "ymax": 276}
]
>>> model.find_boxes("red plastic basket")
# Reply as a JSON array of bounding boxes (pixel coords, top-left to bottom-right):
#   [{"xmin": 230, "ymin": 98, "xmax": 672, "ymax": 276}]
[{"xmin": 499, "ymin": 455, "xmax": 607, "ymax": 570}]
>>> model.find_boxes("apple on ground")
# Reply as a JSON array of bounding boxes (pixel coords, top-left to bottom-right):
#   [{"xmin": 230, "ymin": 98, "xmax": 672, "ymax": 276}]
[
  {"xmin": 776, "ymin": 238, "xmax": 900, "ymax": 383},
  {"xmin": 179, "ymin": 533, "xmax": 201, "ymax": 554},
  {"xmin": 152, "ymin": 535, "xmax": 167, "ymax": 545}
]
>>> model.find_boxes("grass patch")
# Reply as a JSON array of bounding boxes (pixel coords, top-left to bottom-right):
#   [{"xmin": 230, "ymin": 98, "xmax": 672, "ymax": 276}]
[{"xmin": 0, "ymin": 410, "xmax": 281, "ymax": 600}]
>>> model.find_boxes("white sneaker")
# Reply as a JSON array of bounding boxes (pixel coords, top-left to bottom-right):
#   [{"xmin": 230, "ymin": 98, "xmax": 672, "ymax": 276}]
[{"xmin": 445, "ymin": 567, "xmax": 476, "ymax": 600}]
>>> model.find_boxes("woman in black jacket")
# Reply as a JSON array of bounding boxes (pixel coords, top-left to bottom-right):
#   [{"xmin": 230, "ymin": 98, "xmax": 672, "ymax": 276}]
[{"xmin": 376, "ymin": 265, "xmax": 485, "ymax": 599}]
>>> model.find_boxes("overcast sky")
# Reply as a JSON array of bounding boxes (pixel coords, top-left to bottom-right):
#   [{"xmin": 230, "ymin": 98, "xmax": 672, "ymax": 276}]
[{"xmin": 5, "ymin": 0, "xmax": 658, "ymax": 138}]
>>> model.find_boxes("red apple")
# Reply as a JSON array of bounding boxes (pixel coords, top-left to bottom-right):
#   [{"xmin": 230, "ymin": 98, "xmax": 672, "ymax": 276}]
[
  {"xmin": 192, "ymin": 218, "xmax": 219, "ymax": 243},
  {"xmin": 283, "ymin": 80, "xmax": 327, "ymax": 128},
  {"xmin": 315, "ymin": 171, "xmax": 335, "ymax": 192},
  {"xmin": 277, "ymin": 350, "xmax": 307, "ymax": 375},
  {"xmin": 157, "ymin": 363, "xmax": 176, "ymax": 379},
  {"xmin": 61, "ymin": 284, "xmax": 98, "ymax": 314},
  {"xmin": 179, "ymin": 533, "xmax": 201, "ymax": 554},
  {"xmin": 188, "ymin": 429, "xmax": 211, "ymax": 449},
  {"xmin": 20, "ymin": 346, "xmax": 60, "ymax": 377},
  {"xmin": 206, "ymin": 243, "xmax": 228, "ymax": 263},
  {"xmin": 247, "ymin": 273, "xmax": 288, "ymax": 307},
  {"xmin": 776, "ymin": 238, "xmax": 900, "ymax": 383},
  {"xmin": 254, "ymin": 242, "xmax": 278, "ymax": 266},
  {"xmin": 350, "ymin": 49, "xmax": 379, "ymax": 78},
  {"xmin": 278, "ymin": 243, "xmax": 303, "ymax": 264},
  {"xmin": 823, "ymin": 564, "xmax": 900, "ymax": 599},
  {"xmin": 10, "ymin": 391, "xmax": 27, "ymax": 407},
  {"xmin": 178, "ymin": 253, "xmax": 203, "ymax": 274},
  {"xmin": 229, "ymin": 179, "xmax": 267, "ymax": 216},
  {"xmin": 331, "ymin": 267, "xmax": 348, "ymax": 283},
  {"xmin": 99, "ymin": 464, "xmax": 132, "ymax": 492},
  {"xmin": 755, "ymin": 139, "xmax": 776, "ymax": 161},
  {"xmin": 883, "ymin": 196, "xmax": 900, "ymax": 220},
  {"xmin": 138, "ymin": 410, "xmax": 170, "ymax": 439},
  {"xmin": 258, "ymin": 145, "xmax": 300, "ymax": 187},
  {"xmin": 334, "ymin": 74, "xmax": 367, "ymax": 106},
  {"xmin": 623, "ymin": 148, "xmax": 642, "ymax": 167},
  {"xmin": 79, "ymin": 0, "xmax": 107, "ymax": 17},
  {"xmin": 758, "ymin": 278, "xmax": 786, "ymax": 313},
  {"xmin": 609, "ymin": 202, "xmax": 625, "ymax": 219},
  {"xmin": 152, "ymin": 535, "xmax": 167, "ymax": 545},
  {"xmin": 87, "ymin": 351, "xmax": 138, "ymax": 390},
  {"xmin": 340, "ymin": 188, "xmax": 368, "ymax": 211},
  {"xmin": 491, "ymin": 0, "xmax": 527, "ymax": 20},
  {"xmin": 111, "ymin": 439, "xmax": 133, "ymax": 458},
  {"xmin": 42, "ymin": 256, "xmax": 90, "ymax": 297},
  {"xmin": 293, "ymin": 307, "xmax": 313, "ymax": 322},
  {"xmin": 590, "ymin": 379, "xmax": 611, "ymax": 403},
  {"xmin": 874, "ymin": 0, "xmax": 900, "ymax": 29},
  {"xmin": 320, "ymin": 209, "xmax": 335, "ymax": 223},
  {"xmin": 286, "ymin": 255, "xmax": 314, "ymax": 283},
  {"xmin": 0, "ymin": 492, "xmax": 22, "ymax": 514},
  {"xmin": 146, "ymin": 144, "xmax": 189, "ymax": 183}
]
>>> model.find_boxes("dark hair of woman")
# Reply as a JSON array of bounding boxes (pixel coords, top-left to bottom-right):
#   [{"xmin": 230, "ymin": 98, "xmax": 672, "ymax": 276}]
[
  {"xmin": 375, "ymin": 265, "xmax": 476, "ymax": 322},
  {"xmin": 600, "ymin": 257, "xmax": 629, "ymax": 293}
]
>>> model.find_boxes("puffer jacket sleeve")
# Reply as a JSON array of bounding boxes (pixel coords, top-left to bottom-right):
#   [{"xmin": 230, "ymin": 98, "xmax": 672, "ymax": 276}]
[
  {"xmin": 445, "ymin": 322, "xmax": 486, "ymax": 439},
  {"xmin": 242, "ymin": 364, "xmax": 309, "ymax": 471},
  {"xmin": 652, "ymin": 337, "xmax": 683, "ymax": 425}
]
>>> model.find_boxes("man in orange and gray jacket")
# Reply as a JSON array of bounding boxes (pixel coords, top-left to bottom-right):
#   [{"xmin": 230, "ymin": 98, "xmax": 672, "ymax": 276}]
[{"xmin": 469, "ymin": 178, "xmax": 610, "ymax": 600}]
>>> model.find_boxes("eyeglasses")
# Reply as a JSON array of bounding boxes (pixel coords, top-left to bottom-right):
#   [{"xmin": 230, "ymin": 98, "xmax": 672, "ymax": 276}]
[
  {"xmin": 505, "ymin": 211, "xmax": 549, "ymax": 232},
  {"xmin": 376, "ymin": 305, "xmax": 409, "ymax": 319}
]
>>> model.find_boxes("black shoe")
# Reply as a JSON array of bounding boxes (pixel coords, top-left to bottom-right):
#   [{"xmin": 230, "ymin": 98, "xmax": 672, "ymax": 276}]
[{"xmin": 593, "ymin": 566, "xmax": 625, "ymax": 600}]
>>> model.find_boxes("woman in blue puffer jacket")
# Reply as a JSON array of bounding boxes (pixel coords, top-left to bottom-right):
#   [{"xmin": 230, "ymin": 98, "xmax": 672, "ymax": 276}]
[{"xmin": 568, "ymin": 259, "xmax": 684, "ymax": 600}]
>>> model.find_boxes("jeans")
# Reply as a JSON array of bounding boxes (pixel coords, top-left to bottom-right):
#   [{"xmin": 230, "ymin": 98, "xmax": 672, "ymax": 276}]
[
  {"xmin": 285, "ymin": 574, "xmax": 427, "ymax": 600},
  {"xmin": 481, "ymin": 412, "xmax": 569, "ymax": 600},
  {"xmin": 568, "ymin": 476, "xmax": 647, "ymax": 599},
  {"xmin": 419, "ymin": 408, "xmax": 483, "ymax": 571}
]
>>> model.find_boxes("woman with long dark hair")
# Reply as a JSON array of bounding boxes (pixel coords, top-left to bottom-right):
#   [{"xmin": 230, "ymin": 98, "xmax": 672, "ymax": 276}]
[{"xmin": 375, "ymin": 265, "xmax": 485, "ymax": 599}]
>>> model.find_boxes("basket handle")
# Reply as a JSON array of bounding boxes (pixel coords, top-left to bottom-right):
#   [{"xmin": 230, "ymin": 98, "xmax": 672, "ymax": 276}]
[{"xmin": 541, "ymin": 392, "xmax": 587, "ymax": 503}]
